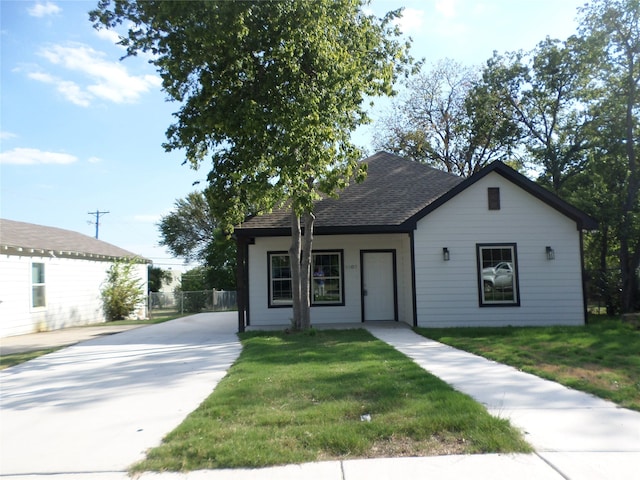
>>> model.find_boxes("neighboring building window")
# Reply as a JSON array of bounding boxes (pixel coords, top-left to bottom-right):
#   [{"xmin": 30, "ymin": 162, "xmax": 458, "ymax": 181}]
[
  {"xmin": 32, "ymin": 262, "xmax": 46, "ymax": 308},
  {"xmin": 268, "ymin": 251, "xmax": 344, "ymax": 307},
  {"xmin": 488, "ymin": 187, "xmax": 501, "ymax": 210},
  {"xmin": 477, "ymin": 244, "xmax": 520, "ymax": 306}
]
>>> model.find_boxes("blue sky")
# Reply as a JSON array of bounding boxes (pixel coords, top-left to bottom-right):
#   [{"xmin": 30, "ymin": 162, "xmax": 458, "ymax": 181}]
[{"xmin": 1, "ymin": 0, "xmax": 585, "ymax": 271}]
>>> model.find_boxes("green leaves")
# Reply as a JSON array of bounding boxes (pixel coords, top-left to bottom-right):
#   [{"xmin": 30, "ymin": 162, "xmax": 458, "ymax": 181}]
[
  {"xmin": 101, "ymin": 260, "xmax": 145, "ymax": 321},
  {"xmin": 92, "ymin": 0, "xmax": 413, "ymax": 228}
]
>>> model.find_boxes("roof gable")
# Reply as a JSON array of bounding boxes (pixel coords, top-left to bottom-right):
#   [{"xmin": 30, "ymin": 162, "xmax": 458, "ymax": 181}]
[
  {"xmin": 0, "ymin": 218, "xmax": 148, "ymax": 261},
  {"xmin": 403, "ymin": 161, "xmax": 598, "ymax": 231},
  {"xmin": 236, "ymin": 153, "xmax": 597, "ymax": 236}
]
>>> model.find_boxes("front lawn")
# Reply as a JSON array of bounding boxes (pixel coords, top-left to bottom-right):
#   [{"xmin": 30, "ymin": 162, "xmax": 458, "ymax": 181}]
[
  {"xmin": 416, "ymin": 316, "xmax": 640, "ymax": 411},
  {"xmin": 134, "ymin": 329, "xmax": 530, "ymax": 472}
]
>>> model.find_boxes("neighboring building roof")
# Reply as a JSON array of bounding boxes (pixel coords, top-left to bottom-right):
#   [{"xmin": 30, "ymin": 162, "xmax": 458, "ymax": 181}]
[
  {"xmin": 235, "ymin": 151, "xmax": 597, "ymax": 237},
  {"xmin": 0, "ymin": 218, "xmax": 149, "ymax": 262}
]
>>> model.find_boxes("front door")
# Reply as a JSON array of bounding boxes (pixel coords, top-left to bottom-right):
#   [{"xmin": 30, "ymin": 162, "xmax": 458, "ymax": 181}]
[{"xmin": 361, "ymin": 250, "xmax": 397, "ymax": 321}]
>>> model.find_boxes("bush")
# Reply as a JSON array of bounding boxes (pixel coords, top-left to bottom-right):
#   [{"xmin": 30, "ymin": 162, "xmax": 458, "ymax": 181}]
[{"xmin": 101, "ymin": 260, "xmax": 145, "ymax": 321}]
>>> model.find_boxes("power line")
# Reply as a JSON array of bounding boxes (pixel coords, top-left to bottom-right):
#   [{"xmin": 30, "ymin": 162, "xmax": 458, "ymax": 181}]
[{"xmin": 87, "ymin": 210, "xmax": 110, "ymax": 239}]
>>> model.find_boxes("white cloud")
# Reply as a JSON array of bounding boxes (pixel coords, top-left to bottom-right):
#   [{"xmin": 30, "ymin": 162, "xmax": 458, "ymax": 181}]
[
  {"xmin": 32, "ymin": 42, "xmax": 161, "ymax": 106},
  {"xmin": 395, "ymin": 8, "xmax": 425, "ymax": 34},
  {"xmin": 88, "ymin": 156, "xmax": 103, "ymax": 164},
  {"xmin": 27, "ymin": 1, "xmax": 61, "ymax": 18},
  {"xmin": 435, "ymin": 0, "xmax": 457, "ymax": 18},
  {"xmin": 0, "ymin": 147, "xmax": 78, "ymax": 165},
  {"xmin": 27, "ymin": 70, "xmax": 92, "ymax": 106},
  {"xmin": 0, "ymin": 131, "xmax": 17, "ymax": 140},
  {"xmin": 94, "ymin": 28, "xmax": 123, "ymax": 46}
]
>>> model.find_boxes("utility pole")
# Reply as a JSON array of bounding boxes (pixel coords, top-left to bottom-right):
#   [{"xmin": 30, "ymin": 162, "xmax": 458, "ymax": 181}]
[{"xmin": 88, "ymin": 210, "xmax": 109, "ymax": 239}]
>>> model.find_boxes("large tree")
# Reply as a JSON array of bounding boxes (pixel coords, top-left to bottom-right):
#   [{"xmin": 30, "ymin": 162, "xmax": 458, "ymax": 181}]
[
  {"xmin": 576, "ymin": 0, "xmax": 640, "ymax": 312},
  {"xmin": 91, "ymin": 0, "xmax": 412, "ymax": 329},
  {"xmin": 376, "ymin": 58, "xmax": 519, "ymax": 177},
  {"xmin": 158, "ymin": 191, "xmax": 216, "ymax": 264},
  {"xmin": 158, "ymin": 190, "xmax": 237, "ymax": 289},
  {"xmin": 478, "ymin": 38, "xmax": 592, "ymax": 194}
]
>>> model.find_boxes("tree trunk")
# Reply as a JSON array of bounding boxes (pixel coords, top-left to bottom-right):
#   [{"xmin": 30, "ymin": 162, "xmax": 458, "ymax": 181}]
[
  {"xmin": 300, "ymin": 211, "xmax": 316, "ymax": 329},
  {"xmin": 288, "ymin": 209, "xmax": 316, "ymax": 330},
  {"xmin": 289, "ymin": 211, "xmax": 302, "ymax": 330},
  {"xmin": 598, "ymin": 226, "xmax": 615, "ymax": 316},
  {"xmin": 620, "ymin": 69, "xmax": 639, "ymax": 313}
]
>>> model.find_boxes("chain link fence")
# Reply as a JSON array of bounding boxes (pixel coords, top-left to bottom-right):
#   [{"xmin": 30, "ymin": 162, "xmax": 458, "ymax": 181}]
[{"xmin": 148, "ymin": 290, "xmax": 237, "ymax": 318}]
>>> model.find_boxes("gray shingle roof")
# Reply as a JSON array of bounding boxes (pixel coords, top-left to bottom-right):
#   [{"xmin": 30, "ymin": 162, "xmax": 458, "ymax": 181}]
[
  {"xmin": 237, "ymin": 151, "xmax": 464, "ymax": 235},
  {"xmin": 236, "ymin": 151, "xmax": 597, "ymax": 236},
  {"xmin": 0, "ymin": 218, "xmax": 147, "ymax": 261}
]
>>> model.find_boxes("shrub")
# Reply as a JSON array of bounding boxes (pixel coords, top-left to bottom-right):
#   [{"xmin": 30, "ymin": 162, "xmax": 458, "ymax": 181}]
[{"xmin": 101, "ymin": 260, "xmax": 145, "ymax": 321}]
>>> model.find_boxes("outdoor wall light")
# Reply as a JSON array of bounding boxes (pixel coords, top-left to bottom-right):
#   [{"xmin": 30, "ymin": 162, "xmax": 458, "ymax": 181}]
[
  {"xmin": 443, "ymin": 247, "xmax": 450, "ymax": 261},
  {"xmin": 546, "ymin": 246, "xmax": 555, "ymax": 260}
]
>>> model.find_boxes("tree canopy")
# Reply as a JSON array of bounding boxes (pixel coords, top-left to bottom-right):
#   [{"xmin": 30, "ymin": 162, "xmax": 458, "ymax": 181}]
[
  {"xmin": 373, "ymin": 0, "xmax": 639, "ymax": 312},
  {"xmin": 376, "ymin": 58, "xmax": 519, "ymax": 177},
  {"xmin": 92, "ymin": 0, "xmax": 414, "ymax": 328}
]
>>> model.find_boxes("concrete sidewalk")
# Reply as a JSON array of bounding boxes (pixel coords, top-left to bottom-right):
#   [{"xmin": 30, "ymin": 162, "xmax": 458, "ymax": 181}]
[
  {"xmin": 0, "ymin": 324, "xmax": 145, "ymax": 355},
  {"xmin": 366, "ymin": 323, "xmax": 640, "ymax": 480}
]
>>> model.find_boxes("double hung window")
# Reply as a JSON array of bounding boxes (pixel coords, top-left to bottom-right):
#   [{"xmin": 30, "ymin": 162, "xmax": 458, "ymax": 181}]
[
  {"xmin": 268, "ymin": 251, "xmax": 344, "ymax": 307},
  {"xmin": 32, "ymin": 262, "xmax": 46, "ymax": 308}
]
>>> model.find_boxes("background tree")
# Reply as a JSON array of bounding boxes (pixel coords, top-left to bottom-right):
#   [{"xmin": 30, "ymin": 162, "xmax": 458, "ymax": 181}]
[
  {"xmin": 158, "ymin": 191, "xmax": 216, "ymax": 264},
  {"xmin": 478, "ymin": 38, "xmax": 592, "ymax": 195},
  {"xmin": 158, "ymin": 190, "xmax": 236, "ymax": 289},
  {"xmin": 92, "ymin": 0, "xmax": 413, "ymax": 330},
  {"xmin": 101, "ymin": 260, "xmax": 145, "ymax": 321},
  {"xmin": 576, "ymin": 0, "xmax": 639, "ymax": 313},
  {"xmin": 148, "ymin": 265, "xmax": 172, "ymax": 293},
  {"xmin": 376, "ymin": 58, "xmax": 519, "ymax": 177}
]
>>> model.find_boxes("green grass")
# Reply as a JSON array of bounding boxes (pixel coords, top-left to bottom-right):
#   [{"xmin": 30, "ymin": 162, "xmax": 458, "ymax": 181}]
[
  {"xmin": 416, "ymin": 316, "xmax": 640, "ymax": 411},
  {"xmin": 134, "ymin": 329, "xmax": 530, "ymax": 472},
  {"xmin": 0, "ymin": 348, "xmax": 61, "ymax": 370}
]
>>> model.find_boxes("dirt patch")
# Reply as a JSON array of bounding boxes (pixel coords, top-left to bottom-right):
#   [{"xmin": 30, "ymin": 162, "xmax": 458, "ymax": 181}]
[{"xmin": 367, "ymin": 434, "xmax": 469, "ymax": 458}]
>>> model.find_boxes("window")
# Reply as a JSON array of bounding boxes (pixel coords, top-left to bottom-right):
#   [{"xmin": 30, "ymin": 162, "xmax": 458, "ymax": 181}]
[
  {"xmin": 32, "ymin": 262, "xmax": 46, "ymax": 308},
  {"xmin": 488, "ymin": 187, "xmax": 501, "ymax": 210},
  {"xmin": 477, "ymin": 244, "xmax": 519, "ymax": 306},
  {"xmin": 312, "ymin": 252, "xmax": 342, "ymax": 304},
  {"xmin": 270, "ymin": 254, "xmax": 292, "ymax": 305},
  {"xmin": 268, "ymin": 251, "xmax": 344, "ymax": 307}
]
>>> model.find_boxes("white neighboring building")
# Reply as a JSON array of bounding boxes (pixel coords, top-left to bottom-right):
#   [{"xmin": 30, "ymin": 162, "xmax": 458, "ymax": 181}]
[
  {"xmin": 234, "ymin": 152, "xmax": 598, "ymax": 330},
  {"xmin": 0, "ymin": 219, "xmax": 149, "ymax": 338}
]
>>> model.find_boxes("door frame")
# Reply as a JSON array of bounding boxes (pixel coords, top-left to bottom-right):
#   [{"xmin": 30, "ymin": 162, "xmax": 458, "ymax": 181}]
[{"xmin": 360, "ymin": 249, "xmax": 398, "ymax": 322}]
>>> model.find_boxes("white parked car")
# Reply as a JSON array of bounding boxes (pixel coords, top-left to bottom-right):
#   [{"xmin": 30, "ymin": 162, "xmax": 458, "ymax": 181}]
[{"xmin": 482, "ymin": 262, "xmax": 513, "ymax": 292}]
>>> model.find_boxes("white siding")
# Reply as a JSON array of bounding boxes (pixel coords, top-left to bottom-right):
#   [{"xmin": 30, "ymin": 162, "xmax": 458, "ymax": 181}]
[
  {"xmin": 413, "ymin": 172, "xmax": 585, "ymax": 327},
  {"xmin": 0, "ymin": 254, "xmax": 148, "ymax": 338},
  {"xmin": 247, "ymin": 234, "xmax": 413, "ymax": 327}
]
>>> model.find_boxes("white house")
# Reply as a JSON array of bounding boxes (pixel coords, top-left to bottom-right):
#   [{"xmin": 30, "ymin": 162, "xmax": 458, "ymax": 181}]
[
  {"xmin": 233, "ymin": 152, "xmax": 597, "ymax": 331},
  {"xmin": 0, "ymin": 219, "xmax": 149, "ymax": 338}
]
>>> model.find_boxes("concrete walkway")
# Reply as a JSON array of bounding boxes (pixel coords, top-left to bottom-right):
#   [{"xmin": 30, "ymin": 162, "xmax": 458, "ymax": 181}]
[
  {"xmin": 1, "ymin": 317, "xmax": 639, "ymax": 479},
  {"xmin": 366, "ymin": 323, "xmax": 640, "ymax": 480}
]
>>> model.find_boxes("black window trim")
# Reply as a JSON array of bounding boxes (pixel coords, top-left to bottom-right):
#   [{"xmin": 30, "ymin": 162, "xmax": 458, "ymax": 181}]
[
  {"xmin": 476, "ymin": 243, "xmax": 520, "ymax": 307},
  {"xmin": 267, "ymin": 250, "xmax": 345, "ymax": 308}
]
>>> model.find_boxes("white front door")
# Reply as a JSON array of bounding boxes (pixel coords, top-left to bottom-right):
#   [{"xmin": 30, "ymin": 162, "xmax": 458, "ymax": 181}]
[{"xmin": 361, "ymin": 251, "xmax": 397, "ymax": 321}]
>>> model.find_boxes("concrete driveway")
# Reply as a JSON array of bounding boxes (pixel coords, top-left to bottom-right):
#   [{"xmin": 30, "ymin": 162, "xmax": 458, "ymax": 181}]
[{"xmin": 0, "ymin": 312, "xmax": 241, "ymax": 476}]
